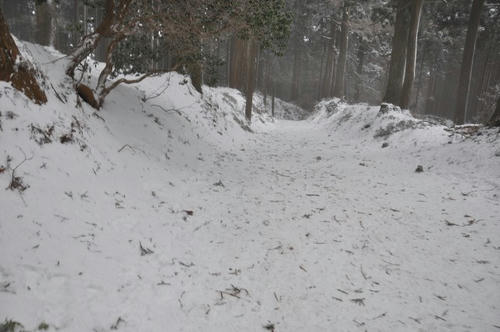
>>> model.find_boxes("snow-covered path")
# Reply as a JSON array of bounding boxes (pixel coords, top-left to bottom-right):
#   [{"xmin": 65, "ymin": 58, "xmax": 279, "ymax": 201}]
[
  {"xmin": 1, "ymin": 113, "xmax": 500, "ymax": 332},
  {"xmin": 184, "ymin": 120, "xmax": 500, "ymax": 332}
]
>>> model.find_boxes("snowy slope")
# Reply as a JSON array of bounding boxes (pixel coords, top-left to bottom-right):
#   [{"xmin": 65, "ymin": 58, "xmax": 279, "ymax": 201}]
[{"xmin": 1, "ymin": 42, "xmax": 500, "ymax": 332}]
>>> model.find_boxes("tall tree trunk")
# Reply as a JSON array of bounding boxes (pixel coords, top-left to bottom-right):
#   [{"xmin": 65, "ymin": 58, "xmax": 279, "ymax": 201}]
[
  {"xmin": 321, "ymin": 18, "xmax": 336, "ymax": 98},
  {"xmin": 476, "ymin": 36, "xmax": 494, "ymax": 119},
  {"xmin": 188, "ymin": 37, "xmax": 203, "ymax": 94},
  {"xmin": 454, "ymin": 0, "xmax": 485, "ymax": 125},
  {"xmin": 189, "ymin": 61, "xmax": 203, "ymax": 94},
  {"xmin": 0, "ymin": 8, "xmax": 47, "ymax": 104},
  {"xmin": 245, "ymin": 38, "xmax": 258, "ymax": 122},
  {"xmin": 425, "ymin": 68, "xmax": 437, "ymax": 115},
  {"xmin": 400, "ymin": 0, "xmax": 424, "ymax": 110},
  {"xmin": 264, "ymin": 54, "xmax": 271, "ymax": 107},
  {"xmin": 72, "ymin": 0, "xmax": 79, "ymax": 47},
  {"xmin": 229, "ymin": 37, "xmax": 247, "ymax": 92},
  {"xmin": 333, "ymin": 2, "xmax": 349, "ymax": 98},
  {"xmin": 318, "ymin": 40, "xmax": 326, "ymax": 100},
  {"xmin": 414, "ymin": 42, "xmax": 427, "ymax": 112},
  {"xmin": 35, "ymin": 0, "xmax": 51, "ymax": 46},
  {"xmin": 383, "ymin": 0, "xmax": 410, "ymax": 104},
  {"xmin": 272, "ymin": 82, "xmax": 276, "ymax": 118},
  {"xmin": 355, "ymin": 39, "xmax": 366, "ymax": 101},
  {"xmin": 290, "ymin": 45, "xmax": 301, "ymax": 101}
]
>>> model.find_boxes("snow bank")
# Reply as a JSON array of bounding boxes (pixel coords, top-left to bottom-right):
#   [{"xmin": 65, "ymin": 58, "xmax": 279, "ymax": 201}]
[
  {"xmin": 311, "ymin": 98, "xmax": 500, "ymax": 190},
  {"xmin": 0, "ymin": 40, "xmax": 305, "ymax": 330}
]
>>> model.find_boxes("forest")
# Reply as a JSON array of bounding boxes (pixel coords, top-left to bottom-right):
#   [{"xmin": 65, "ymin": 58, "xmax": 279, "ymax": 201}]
[
  {"xmin": 1, "ymin": 0, "xmax": 499, "ymax": 123},
  {"xmin": 0, "ymin": 1, "xmax": 499, "ymax": 331}
]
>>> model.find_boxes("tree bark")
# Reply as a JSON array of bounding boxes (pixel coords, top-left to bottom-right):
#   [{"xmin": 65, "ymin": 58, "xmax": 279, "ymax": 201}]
[
  {"xmin": 454, "ymin": 0, "xmax": 485, "ymax": 125},
  {"xmin": 400, "ymin": 0, "xmax": 424, "ymax": 110},
  {"xmin": 0, "ymin": 8, "xmax": 47, "ymax": 104},
  {"xmin": 383, "ymin": 0, "xmax": 410, "ymax": 104},
  {"xmin": 333, "ymin": 2, "xmax": 349, "ymax": 98}
]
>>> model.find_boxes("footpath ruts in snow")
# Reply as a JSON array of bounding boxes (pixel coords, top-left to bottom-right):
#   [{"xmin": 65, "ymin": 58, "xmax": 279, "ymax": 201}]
[{"xmin": 1, "ymin": 42, "xmax": 500, "ymax": 332}]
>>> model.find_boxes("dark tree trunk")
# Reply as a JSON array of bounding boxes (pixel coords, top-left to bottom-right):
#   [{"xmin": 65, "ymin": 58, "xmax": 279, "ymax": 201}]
[
  {"xmin": 321, "ymin": 16, "xmax": 336, "ymax": 99},
  {"xmin": 318, "ymin": 40, "xmax": 326, "ymax": 100},
  {"xmin": 476, "ymin": 36, "xmax": 494, "ymax": 119},
  {"xmin": 263, "ymin": 54, "xmax": 271, "ymax": 107},
  {"xmin": 383, "ymin": 0, "xmax": 410, "ymax": 104},
  {"xmin": 272, "ymin": 82, "xmax": 276, "ymax": 118},
  {"xmin": 189, "ymin": 61, "xmax": 203, "ymax": 94},
  {"xmin": 188, "ymin": 37, "xmax": 203, "ymax": 94},
  {"xmin": 355, "ymin": 39, "xmax": 366, "ymax": 101},
  {"xmin": 229, "ymin": 37, "xmax": 247, "ymax": 92},
  {"xmin": 333, "ymin": 2, "xmax": 349, "ymax": 99},
  {"xmin": 0, "ymin": 8, "xmax": 47, "ymax": 104},
  {"xmin": 414, "ymin": 42, "xmax": 427, "ymax": 112},
  {"xmin": 488, "ymin": 97, "xmax": 500, "ymax": 126},
  {"xmin": 400, "ymin": 0, "xmax": 424, "ymax": 110},
  {"xmin": 425, "ymin": 69, "xmax": 437, "ymax": 115},
  {"xmin": 35, "ymin": 0, "xmax": 51, "ymax": 46},
  {"xmin": 245, "ymin": 38, "xmax": 258, "ymax": 122},
  {"xmin": 454, "ymin": 0, "xmax": 485, "ymax": 125},
  {"xmin": 290, "ymin": 45, "xmax": 301, "ymax": 101}
]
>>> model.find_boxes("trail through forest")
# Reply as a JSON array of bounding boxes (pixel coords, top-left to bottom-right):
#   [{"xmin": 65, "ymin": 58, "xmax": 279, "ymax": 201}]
[
  {"xmin": 0, "ymin": 43, "xmax": 499, "ymax": 331},
  {"xmin": 5, "ymin": 113, "xmax": 499, "ymax": 331},
  {"xmin": 187, "ymin": 119, "xmax": 500, "ymax": 331}
]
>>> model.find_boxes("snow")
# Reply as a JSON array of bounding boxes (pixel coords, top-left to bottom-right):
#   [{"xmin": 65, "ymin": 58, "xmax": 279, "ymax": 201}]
[{"xmin": 1, "ymin": 42, "xmax": 500, "ymax": 332}]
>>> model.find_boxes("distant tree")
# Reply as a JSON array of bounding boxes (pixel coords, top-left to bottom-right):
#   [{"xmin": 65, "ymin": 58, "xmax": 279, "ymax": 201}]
[
  {"xmin": 333, "ymin": 1, "xmax": 350, "ymax": 99},
  {"xmin": 400, "ymin": 0, "xmax": 424, "ymax": 110},
  {"xmin": 383, "ymin": 0, "xmax": 410, "ymax": 105},
  {"xmin": 454, "ymin": 0, "xmax": 485, "ymax": 125}
]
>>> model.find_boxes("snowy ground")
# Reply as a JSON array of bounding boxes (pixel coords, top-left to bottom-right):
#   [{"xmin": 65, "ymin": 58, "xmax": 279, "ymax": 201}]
[{"xmin": 1, "ymin": 43, "xmax": 500, "ymax": 332}]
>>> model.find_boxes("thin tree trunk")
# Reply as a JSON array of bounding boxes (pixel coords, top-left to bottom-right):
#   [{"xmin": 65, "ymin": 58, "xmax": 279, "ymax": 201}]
[
  {"xmin": 322, "ymin": 17, "xmax": 336, "ymax": 98},
  {"xmin": 272, "ymin": 82, "xmax": 276, "ymax": 118},
  {"xmin": 425, "ymin": 68, "xmax": 437, "ymax": 115},
  {"xmin": 245, "ymin": 38, "xmax": 258, "ymax": 122},
  {"xmin": 355, "ymin": 39, "xmax": 365, "ymax": 101},
  {"xmin": 290, "ymin": 45, "xmax": 301, "ymax": 101},
  {"xmin": 476, "ymin": 37, "xmax": 494, "ymax": 118},
  {"xmin": 454, "ymin": 0, "xmax": 485, "ymax": 125},
  {"xmin": 318, "ymin": 40, "xmax": 326, "ymax": 100},
  {"xmin": 264, "ymin": 54, "xmax": 271, "ymax": 107},
  {"xmin": 35, "ymin": 0, "xmax": 51, "ymax": 46},
  {"xmin": 188, "ymin": 37, "xmax": 203, "ymax": 94},
  {"xmin": 383, "ymin": 0, "xmax": 410, "ymax": 104},
  {"xmin": 415, "ymin": 42, "xmax": 426, "ymax": 112},
  {"xmin": 333, "ymin": 1, "xmax": 349, "ymax": 98},
  {"xmin": 400, "ymin": 0, "xmax": 424, "ymax": 110}
]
